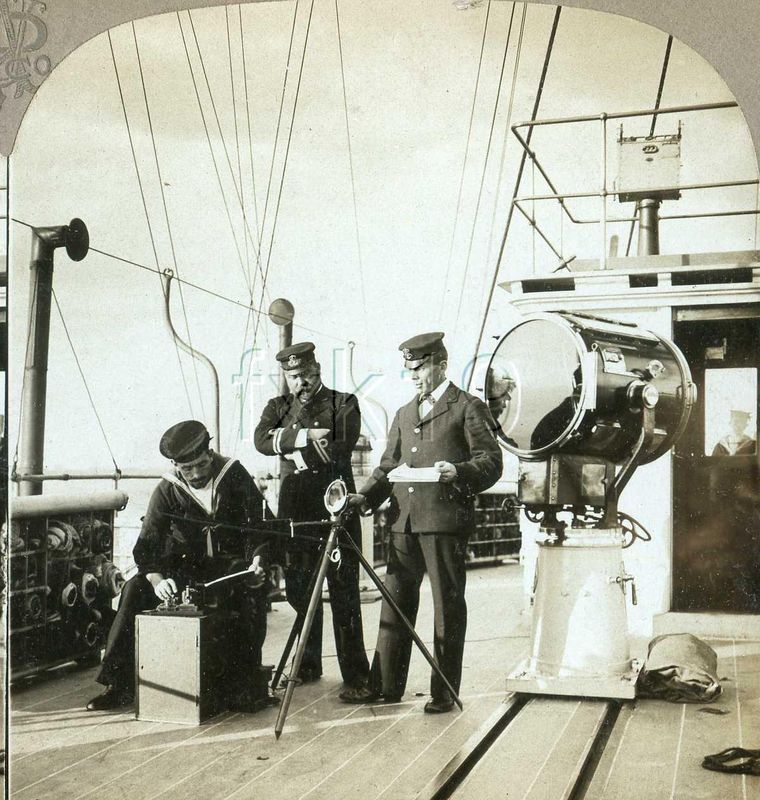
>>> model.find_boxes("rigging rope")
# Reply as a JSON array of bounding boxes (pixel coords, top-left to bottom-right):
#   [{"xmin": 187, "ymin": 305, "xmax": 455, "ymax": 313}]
[
  {"xmin": 484, "ymin": 2, "xmax": 526, "ymax": 270},
  {"xmin": 466, "ymin": 5, "xmax": 562, "ymax": 391},
  {"xmin": 106, "ymin": 29, "xmax": 194, "ymax": 417},
  {"xmin": 625, "ymin": 34, "xmax": 673, "ymax": 257},
  {"xmin": 232, "ymin": 0, "xmax": 317, "ymax": 456},
  {"xmin": 226, "ymin": 5, "xmax": 252, "ymax": 293},
  {"xmin": 335, "ymin": 0, "xmax": 369, "ymax": 341},
  {"xmin": 178, "ymin": 11, "xmax": 259, "ymax": 300},
  {"xmin": 132, "ymin": 21, "xmax": 207, "ymax": 420},
  {"xmin": 239, "ymin": 5, "xmax": 263, "ymax": 245},
  {"xmin": 51, "ymin": 289, "xmax": 120, "ymax": 471},
  {"xmin": 453, "ymin": 1, "xmax": 517, "ymax": 339},
  {"xmin": 256, "ymin": 0, "xmax": 301, "ymax": 259},
  {"xmin": 438, "ymin": 0, "xmax": 493, "ymax": 324}
]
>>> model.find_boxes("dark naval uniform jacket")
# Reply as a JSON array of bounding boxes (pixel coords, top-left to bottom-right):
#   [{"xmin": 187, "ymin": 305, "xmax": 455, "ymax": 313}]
[
  {"xmin": 361, "ymin": 383, "xmax": 502, "ymax": 535},
  {"xmin": 134, "ymin": 452, "xmax": 271, "ymax": 583},
  {"xmin": 96, "ymin": 453, "xmax": 272, "ymax": 693},
  {"xmin": 253, "ymin": 386, "xmax": 362, "ymax": 545},
  {"xmin": 253, "ymin": 385, "xmax": 369, "ymax": 685}
]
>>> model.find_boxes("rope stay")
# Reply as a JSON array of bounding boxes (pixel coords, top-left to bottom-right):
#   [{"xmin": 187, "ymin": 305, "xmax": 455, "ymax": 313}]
[
  {"xmin": 238, "ymin": 5, "xmax": 263, "ymax": 246},
  {"xmin": 226, "ymin": 5, "xmax": 253, "ymax": 294},
  {"xmin": 438, "ymin": 0, "xmax": 493, "ymax": 324},
  {"xmin": 106, "ymin": 28, "xmax": 195, "ymax": 417},
  {"xmin": 483, "ymin": 2, "xmax": 526, "ymax": 271},
  {"xmin": 51, "ymin": 289, "xmax": 120, "ymax": 471},
  {"xmin": 177, "ymin": 11, "xmax": 258, "ymax": 300},
  {"xmin": 453, "ymin": 0, "xmax": 517, "ymax": 340},
  {"xmin": 466, "ymin": 4, "xmax": 562, "ymax": 391},
  {"xmin": 335, "ymin": 0, "xmax": 368, "ymax": 340},
  {"xmin": 131, "ymin": 20, "xmax": 208, "ymax": 420},
  {"xmin": 232, "ymin": 0, "xmax": 317, "ymax": 456},
  {"xmin": 255, "ymin": 0, "xmax": 301, "ymax": 262}
]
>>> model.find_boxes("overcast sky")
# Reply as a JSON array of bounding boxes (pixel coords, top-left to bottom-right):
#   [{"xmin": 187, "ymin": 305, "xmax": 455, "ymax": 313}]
[{"xmin": 8, "ymin": 0, "xmax": 758, "ymax": 490}]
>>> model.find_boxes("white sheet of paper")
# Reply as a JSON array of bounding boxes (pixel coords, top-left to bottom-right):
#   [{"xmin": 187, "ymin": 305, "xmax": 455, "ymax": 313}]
[{"xmin": 387, "ymin": 463, "xmax": 441, "ymax": 483}]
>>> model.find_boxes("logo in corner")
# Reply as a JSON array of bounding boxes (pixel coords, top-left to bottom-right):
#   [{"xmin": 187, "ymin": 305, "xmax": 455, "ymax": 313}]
[{"xmin": 0, "ymin": 0, "xmax": 51, "ymax": 110}]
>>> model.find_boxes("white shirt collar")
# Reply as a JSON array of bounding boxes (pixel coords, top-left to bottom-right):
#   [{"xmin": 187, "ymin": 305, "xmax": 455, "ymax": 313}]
[
  {"xmin": 430, "ymin": 378, "xmax": 451, "ymax": 402},
  {"xmin": 427, "ymin": 378, "xmax": 450, "ymax": 403}
]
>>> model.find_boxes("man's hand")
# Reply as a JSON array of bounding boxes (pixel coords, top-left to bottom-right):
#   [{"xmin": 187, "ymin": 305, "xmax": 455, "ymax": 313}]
[
  {"xmin": 248, "ymin": 555, "xmax": 265, "ymax": 580},
  {"xmin": 435, "ymin": 461, "xmax": 458, "ymax": 484},
  {"xmin": 152, "ymin": 577, "xmax": 178, "ymax": 602},
  {"xmin": 346, "ymin": 493, "xmax": 371, "ymax": 515},
  {"xmin": 307, "ymin": 428, "xmax": 331, "ymax": 440}
]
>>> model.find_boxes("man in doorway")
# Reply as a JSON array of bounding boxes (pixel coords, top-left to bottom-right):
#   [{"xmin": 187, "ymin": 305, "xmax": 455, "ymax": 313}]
[
  {"xmin": 254, "ymin": 342, "xmax": 370, "ymax": 694},
  {"xmin": 712, "ymin": 409, "xmax": 756, "ymax": 456},
  {"xmin": 86, "ymin": 420, "xmax": 273, "ymax": 711},
  {"xmin": 343, "ymin": 332, "xmax": 502, "ymax": 712}
]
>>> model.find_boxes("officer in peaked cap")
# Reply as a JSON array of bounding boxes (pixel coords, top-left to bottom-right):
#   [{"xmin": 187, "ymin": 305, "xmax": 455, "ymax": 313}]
[
  {"xmin": 399, "ymin": 331, "xmax": 446, "ymax": 369},
  {"xmin": 254, "ymin": 342, "xmax": 371, "ymax": 694},
  {"xmin": 87, "ymin": 420, "xmax": 275, "ymax": 712},
  {"xmin": 343, "ymin": 331, "xmax": 502, "ymax": 711}
]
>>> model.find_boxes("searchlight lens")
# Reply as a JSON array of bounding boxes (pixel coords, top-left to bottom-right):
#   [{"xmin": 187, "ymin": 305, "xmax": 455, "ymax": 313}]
[
  {"xmin": 324, "ymin": 479, "xmax": 348, "ymax": 515},
  {"xmin": 485, "ymin": 317, "xmax": 584, "ymax": 453}
]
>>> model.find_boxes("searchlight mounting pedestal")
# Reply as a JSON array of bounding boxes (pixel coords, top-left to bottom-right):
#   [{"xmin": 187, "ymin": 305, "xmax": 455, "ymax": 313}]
[{"xmin": 485, "ymin": 310, "xmax": 696, "ymax": 699}]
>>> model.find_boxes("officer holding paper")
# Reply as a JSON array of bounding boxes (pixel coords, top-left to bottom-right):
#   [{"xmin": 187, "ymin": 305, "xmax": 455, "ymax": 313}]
[{"xmin": 344, "ymin": 332, "xmax": 502, "ymax": 712}]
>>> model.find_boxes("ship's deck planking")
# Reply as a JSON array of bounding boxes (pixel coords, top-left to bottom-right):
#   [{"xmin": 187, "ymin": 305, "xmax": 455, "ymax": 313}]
[{"xmin": 8, "ymin": 565, "xmax": 760, "ymax": 800}]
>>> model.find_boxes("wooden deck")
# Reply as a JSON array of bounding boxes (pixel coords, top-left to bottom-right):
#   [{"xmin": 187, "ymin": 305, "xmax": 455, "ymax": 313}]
[{"xmin": 8, "ymin": 565, "xmax": 760, "ymax": 800}]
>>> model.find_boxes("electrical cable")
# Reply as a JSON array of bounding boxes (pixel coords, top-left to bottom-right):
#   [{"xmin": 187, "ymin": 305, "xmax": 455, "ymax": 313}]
[
  {"xmin": 0, "ymin": 225, "xmax": 384, "ymax": 353},
  {"xmin": 466, "ymin": 5, "xmax": 562, "ymax": 391},
  {"xmin": 438, "ymin": 0, "xmax": 493, "ymax": 324},
  {"xmin": 132, "ymin": 20, "xmax": 207, "ymax": 419},
  {"xmin": 51, "ymin": 289, "xmax": 119, "ymax": 471},
  {"xmin": 453, "ymin": 1, "xmax": 517, "ymax": 339},
  {"xmin": 106, "ymin": 29, "xmax": 194, "ymax": 417}
]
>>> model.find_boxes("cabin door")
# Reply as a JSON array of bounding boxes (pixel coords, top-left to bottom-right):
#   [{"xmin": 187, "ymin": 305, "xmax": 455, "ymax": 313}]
[{"xmin": 672, "ymin": 306, "xmax": 760, "ymax": 613}]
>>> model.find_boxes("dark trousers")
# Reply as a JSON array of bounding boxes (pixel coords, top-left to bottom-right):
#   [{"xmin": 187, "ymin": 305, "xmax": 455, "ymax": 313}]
[
  {"xmin": 369, "ymin": 527, "xmax": 468, "ymax": 701},
  {"xmin": 285, "ymin": 548, "xmax": 369, "ymax": 687},
  {"xmin": 96, "ymin": 567, "xmax": 268, "ymax": 693}
]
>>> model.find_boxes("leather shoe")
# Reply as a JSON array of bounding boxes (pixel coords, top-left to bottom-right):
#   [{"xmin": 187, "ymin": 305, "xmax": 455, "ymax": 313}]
[
  {"xmin": 339, "ymin": 685, "xmax": 378, "ymax": 703},
  {"xmin": 299, "ymin": 667, "xmax": 322, "ymax": 684},
  {"xmin": 339, "ymin": 686, "xmax": 402, "ymax": 704},
  {"xmin": 424, "ymin": 696, "xmax": 455, "ymax": 714},
  {"xmin": 86, "ymin": 686, "xmax": 134, "ymax": 712}
]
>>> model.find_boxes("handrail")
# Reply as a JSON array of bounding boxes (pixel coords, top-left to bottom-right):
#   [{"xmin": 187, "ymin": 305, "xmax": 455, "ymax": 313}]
[{"xmin": 506, "ymin": 100, "xmax": 758, "ymax": 271}]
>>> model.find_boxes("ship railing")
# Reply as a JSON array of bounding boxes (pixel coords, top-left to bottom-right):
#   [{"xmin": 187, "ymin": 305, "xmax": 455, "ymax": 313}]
[{"xmin": 510, "ymin": 100, "xmax": 760, "ymax": 271}]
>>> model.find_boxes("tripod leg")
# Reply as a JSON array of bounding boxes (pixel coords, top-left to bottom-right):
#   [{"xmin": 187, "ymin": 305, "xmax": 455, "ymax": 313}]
[
  {"xmin": 342, "ymin": 534, "xmax": 463, "ymax": 711},
  {"xmin": 271, "ymin": 614, "xmax": 304, "ymax": 692},
  {"xmin": 274, "ymin": 524, "xmax": 339, "ymax": 739}
]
